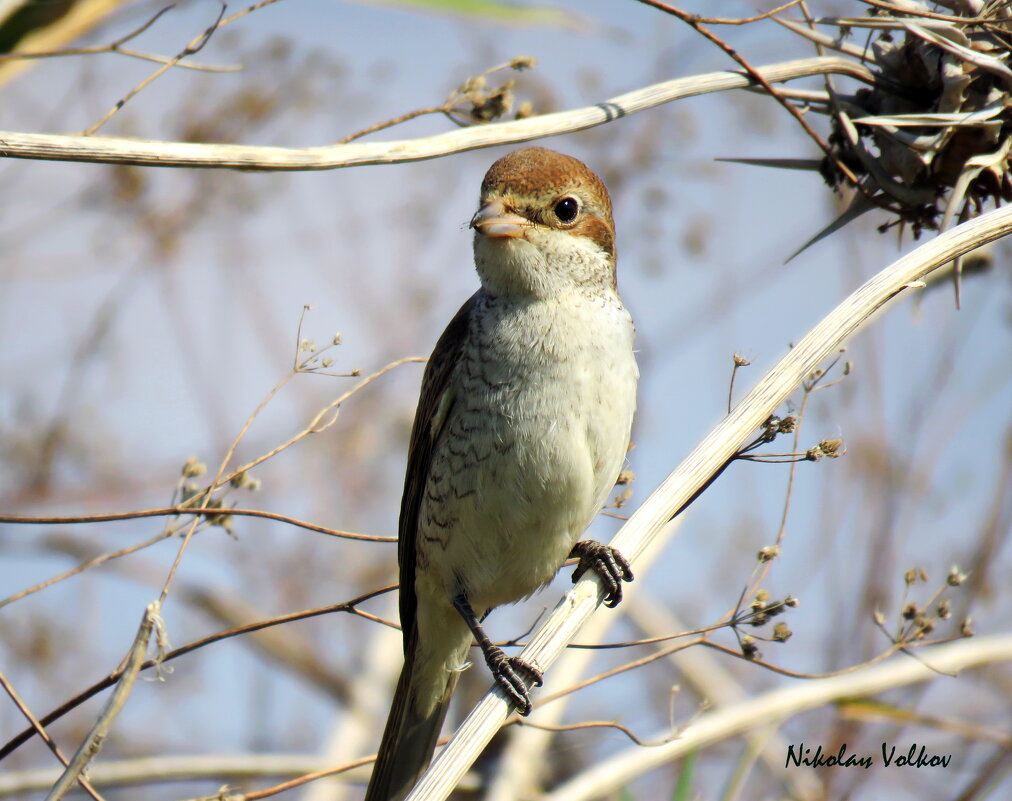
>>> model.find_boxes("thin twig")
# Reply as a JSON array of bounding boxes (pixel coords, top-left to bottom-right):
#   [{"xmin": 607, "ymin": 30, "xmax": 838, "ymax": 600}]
[
  {"xmin": 0, "ymin": 505, "xmax": 390, "ymax": 608},
  {"xmin": 531, "ymin": 639, "xmax": 705, "ymax": 710},
  {"xmin": 215, "ymin": 356, "xmax": 426, "ymax": 489},
  {"xmin": 0, "ymin": 5, "xmax": 238, "ymax": 72},
  {"xmin": 154, "ymin": 353, "xmax": 422, "ymax": 605},
  {"xmin": 216, "ymin": 756, "xmax": 377, "ymax": 800},
  {"xmin": 83, "ymin": 0, "xmax": 288, "ymax": 136},
  {"xmin": 516, "ymin": 719, "xmax": 670, "ymax": 748},
  {"xmin": 736, "ymin": 356, "xmax": 848, "ymax": 613},
  {"xmin": 683, "ymin": 0, "xmax": 805, "ymax": 25},
  {"xmin": 0, "ymin": 529, "xmax": 174, "ymax": 609},
  {"xmin": 84, "ymin": 3, "xmax": 232, "ymax": 135},
  {"xmin": 0, "ymin": 586, "xmax": 396, "ymax": 761},
  {"xmin": 727, "ymin": 353, "xmax": 750, "ymax": 413},
  {"xmin": 0, "ymin": 671, "xmax": 106, "ymax": 801},
  {"xmin": 634, "ymin": 0, "xmax": 864, "ymax": 191},
  {"xmin": 0, "ymin": 507, "xmax": 390, "ymax": 541},
  {"xmin": 698, "ymin": 639, "xmax": 904, "ymax": 680},
  {"xmin": 338, "ymin": 106, "xmax": 453, "ymax": 144},
  {"xmin": 156, "ymin": 363, "xmax": 300, "ymax": 605}
]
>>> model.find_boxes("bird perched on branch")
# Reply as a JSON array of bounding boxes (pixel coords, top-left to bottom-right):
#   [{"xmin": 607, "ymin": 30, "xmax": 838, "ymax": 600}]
[{"xmin": 364, "ymin": 147, "xmax": 638, "ymax": 801}]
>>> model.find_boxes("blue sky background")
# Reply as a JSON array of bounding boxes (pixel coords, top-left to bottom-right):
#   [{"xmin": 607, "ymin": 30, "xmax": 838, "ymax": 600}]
[{"xmin": 1, "ymin": 2, "xmax": 1009, "ymax": 799}]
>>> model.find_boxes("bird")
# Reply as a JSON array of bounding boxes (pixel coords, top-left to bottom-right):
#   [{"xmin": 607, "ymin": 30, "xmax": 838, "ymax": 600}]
[{"xmin": 363, "ymin": 147, "xmax": 638, "ymax": 801}]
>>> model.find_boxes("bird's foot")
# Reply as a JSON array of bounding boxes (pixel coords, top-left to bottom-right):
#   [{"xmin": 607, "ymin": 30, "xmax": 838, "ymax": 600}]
[
  {"xmin": 484, "ymin": 646, "xmax": 543, "ymax": 715},
  {"xmin": 570, "ymin": 540, "xmax": 634, "ymax": 608}
]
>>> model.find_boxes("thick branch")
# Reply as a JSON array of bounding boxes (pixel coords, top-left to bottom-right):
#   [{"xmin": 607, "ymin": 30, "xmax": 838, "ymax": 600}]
[
  {"xmin": 544, "ymin": 635, "xmax": 1012, "ymax": 801},
  {"xmin": 0, "ymin": 56, "xmax": 872, "ymax": 169},
  {"xmin": 0, "ymin": 754, "xmax": 357, "ymax": 797},
  {"xmin": 402, "ymin": 204, "xmax": 1012, "ymax": 801}
]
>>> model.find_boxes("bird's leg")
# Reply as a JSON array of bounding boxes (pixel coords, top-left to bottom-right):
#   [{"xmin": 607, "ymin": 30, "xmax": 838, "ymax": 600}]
[
  {"xmin": 451, "ymin": 592, "xmax": 543, "ymax": 715},
  {"xmin": 570, "ymin": 540, "xmax": 634, "ymax": 608}
]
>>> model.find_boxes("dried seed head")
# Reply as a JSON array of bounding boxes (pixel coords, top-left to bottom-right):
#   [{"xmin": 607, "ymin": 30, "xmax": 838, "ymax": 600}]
[
  {"xmin": 947, "ymin": 566, "xmax": 967, "ymax": 586},
  {"xmin": 470, "ymin": 81, "xmax": 515, "ymax": 122},
  {"xmin": 819, "ymin": 439, "xmax": 844, "ymax": 458},
  {"xmin": 741, "ymin": 636, "xmax": 761, "ymax": 661},
  {"xmin": 460, "ymin": 75, "xmax": 486, "ymax": 93},
  {"xmin": 181, "ymin": 457, "xmax": 206, "ymax": 478},
  {"xmin": 915, "ymin": 617, "xmax": 934, "ymax": 637}
]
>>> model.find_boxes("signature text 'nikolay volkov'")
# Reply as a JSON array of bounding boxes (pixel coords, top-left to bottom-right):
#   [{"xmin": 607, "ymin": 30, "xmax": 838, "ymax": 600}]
[{"xmin": 786, "ymin": 743, "xmax": 952, "ymax": 769}]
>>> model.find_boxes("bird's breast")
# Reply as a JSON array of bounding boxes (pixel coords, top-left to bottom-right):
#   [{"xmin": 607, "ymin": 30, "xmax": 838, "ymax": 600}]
[{"xmin": 418, "ymin": 290, "xmax": 637, "ymax": 611}]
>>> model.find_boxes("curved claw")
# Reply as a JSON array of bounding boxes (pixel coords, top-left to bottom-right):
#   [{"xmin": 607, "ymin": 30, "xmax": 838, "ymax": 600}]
[
  {"xmin": 570, "ymin": 540, "xmax": 634, "ymax": 608},
  {"xmin": 486, "ymin": 649, "xmax": 543, "ymax": 715}
]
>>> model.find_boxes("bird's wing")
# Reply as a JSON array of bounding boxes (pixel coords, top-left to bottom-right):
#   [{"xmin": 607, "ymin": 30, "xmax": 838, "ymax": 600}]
[{"xmin": 397, "ymin": 292, "xmax": 478, "ymax": 649}]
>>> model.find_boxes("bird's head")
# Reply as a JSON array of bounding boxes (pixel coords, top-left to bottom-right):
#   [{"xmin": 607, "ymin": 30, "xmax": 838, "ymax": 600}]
[{"xmin": 470, "ymin": 148, "xmax": 616, "ymax": 299}]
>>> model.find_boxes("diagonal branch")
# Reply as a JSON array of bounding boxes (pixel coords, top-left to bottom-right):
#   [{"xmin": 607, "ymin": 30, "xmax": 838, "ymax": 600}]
[
  {"xmin": 401, "ymin": 204, "xmax": 1012, "ymax": 801},
  {"xmin": 43, "ymin": 603, "xmax": 160, "ymax": 801},
  {"xmin": 543, "ymin": 634, "xmax": 1012, "ymax": 801}
]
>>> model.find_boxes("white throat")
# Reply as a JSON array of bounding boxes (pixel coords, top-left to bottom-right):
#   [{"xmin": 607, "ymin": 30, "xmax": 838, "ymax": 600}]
[{"xmin": 473, "ymin": 229, "xmax": 614, "ymax": 301}]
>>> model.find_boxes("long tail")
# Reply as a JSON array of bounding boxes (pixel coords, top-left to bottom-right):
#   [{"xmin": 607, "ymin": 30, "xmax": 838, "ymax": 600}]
[{"xmin": 364, "ymin": 628, "xmax": 460, "ymax": 801}]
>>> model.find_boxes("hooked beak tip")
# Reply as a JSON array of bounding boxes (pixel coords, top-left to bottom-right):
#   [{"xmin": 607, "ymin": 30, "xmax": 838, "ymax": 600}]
[{"xmin": 471, "ymin": 199, "xmax": 528, "ymax": 239}]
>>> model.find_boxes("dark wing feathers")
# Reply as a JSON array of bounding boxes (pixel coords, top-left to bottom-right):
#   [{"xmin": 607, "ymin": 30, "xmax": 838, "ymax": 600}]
[{"xmin": 397, "ymin": 292, "xmax": 477, "ymax": 649}]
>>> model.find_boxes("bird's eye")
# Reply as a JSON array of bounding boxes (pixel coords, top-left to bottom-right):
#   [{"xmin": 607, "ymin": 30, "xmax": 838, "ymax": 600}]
[{"xmin": 553, "ymin": 196, "xmax": 580, "ymax": 224}]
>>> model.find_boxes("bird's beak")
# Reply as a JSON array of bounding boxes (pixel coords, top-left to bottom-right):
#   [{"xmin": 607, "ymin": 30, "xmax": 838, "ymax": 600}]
[{"xmin": 470, "ymin": 199, "xmax": 528, "ymax": 239}]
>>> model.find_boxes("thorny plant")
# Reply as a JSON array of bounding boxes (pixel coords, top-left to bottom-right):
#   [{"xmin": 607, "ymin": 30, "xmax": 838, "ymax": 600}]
[
  {"xmin": 648, "ymin": 0, "xmax": 1012, "ymax": 234},
  {"xmin": 645, "ymin": 0, "xmax": 1012, "ymax": 304}
]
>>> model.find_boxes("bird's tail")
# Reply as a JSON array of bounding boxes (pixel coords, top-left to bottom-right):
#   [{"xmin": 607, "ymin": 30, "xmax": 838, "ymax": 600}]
[{"xmin": 364, "ymin": 628, "xmax": 461, "ymax": 801}]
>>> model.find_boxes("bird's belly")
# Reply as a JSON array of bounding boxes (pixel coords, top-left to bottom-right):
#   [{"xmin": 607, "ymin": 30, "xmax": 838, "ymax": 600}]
[
  {"xmin": 423, "ymin": 414, "xmax": 591, "ymax": 610},
  {"xmin": 418, "ymin": 363, "xmax": 634, "ymax": 613}
]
